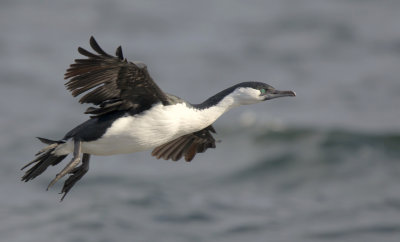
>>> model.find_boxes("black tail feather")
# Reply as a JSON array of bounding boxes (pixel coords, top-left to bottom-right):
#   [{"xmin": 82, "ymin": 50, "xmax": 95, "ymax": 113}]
[
  {"xmin": 37, "ymin": 137, "xmax": 59, "ymax": 145},
  {"xmin": 22, "ymin": 138, "xmax": 91, "ymax": 201},
  {"xmin": 21, "ymin": 142, "xmax": 67, "ymax": 182}
]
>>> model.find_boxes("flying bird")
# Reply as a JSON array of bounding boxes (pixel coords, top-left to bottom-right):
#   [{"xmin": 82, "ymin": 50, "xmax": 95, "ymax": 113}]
[{"xmin": 21, "ymin": 37, "xmax": 296, "ymax": 200}]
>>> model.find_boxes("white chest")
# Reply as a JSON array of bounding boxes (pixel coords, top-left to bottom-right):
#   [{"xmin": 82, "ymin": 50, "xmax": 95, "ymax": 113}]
[{"xmin": 80, "ymin": 103, "xmax": 225, "ymax": 155}]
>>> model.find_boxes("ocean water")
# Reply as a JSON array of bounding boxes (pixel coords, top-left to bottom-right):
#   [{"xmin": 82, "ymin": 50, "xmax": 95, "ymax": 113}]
[{"xmin": 1, "ymin": 0, "xmax": 400, "ymax": 241}]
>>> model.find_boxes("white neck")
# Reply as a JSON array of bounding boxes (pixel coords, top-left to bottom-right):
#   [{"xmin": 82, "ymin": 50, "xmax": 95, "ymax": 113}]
[
  {"xmin": 198, "ymin": 94, "xmax": 238, "ymax": 123},
  {"xmin": 189, "ymin": 87, "xmax": 263, "ymax": 129}
]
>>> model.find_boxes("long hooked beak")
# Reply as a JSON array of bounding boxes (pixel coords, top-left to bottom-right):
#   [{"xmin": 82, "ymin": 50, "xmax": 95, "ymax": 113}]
[{"xmin": 264, "ymin": 89, "xmax": 296, "ymax": 100}]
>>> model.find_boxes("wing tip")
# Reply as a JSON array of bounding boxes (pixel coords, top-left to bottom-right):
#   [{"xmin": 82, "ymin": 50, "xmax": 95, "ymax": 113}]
[
  {"xmin": 89, "ymin": 35, "xmax": 96, "ymax": 44},
  {"xmin": 89, "ymin": 36, "xmax": 112, "ymax": 57},
  {"xmin": 115, "ymin": 46, "xmax": 124, "ymax": 60}
]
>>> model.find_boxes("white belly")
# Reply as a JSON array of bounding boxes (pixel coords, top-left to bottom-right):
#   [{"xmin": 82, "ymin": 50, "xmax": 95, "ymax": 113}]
[{"xmin": 58, "ymin": 103, "xmax": 225, "ymax": 156}]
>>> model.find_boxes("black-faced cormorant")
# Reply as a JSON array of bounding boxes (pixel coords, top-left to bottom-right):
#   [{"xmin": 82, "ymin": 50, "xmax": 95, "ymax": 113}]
[{"xmin": 21, "ymin": 37, "xmax": 296, "ymax": 200}]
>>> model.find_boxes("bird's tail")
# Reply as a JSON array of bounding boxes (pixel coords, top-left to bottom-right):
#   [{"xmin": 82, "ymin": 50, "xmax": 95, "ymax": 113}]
[{"xmin": 21, "ymin": 137, "xmax": 68, "ymax": 182}]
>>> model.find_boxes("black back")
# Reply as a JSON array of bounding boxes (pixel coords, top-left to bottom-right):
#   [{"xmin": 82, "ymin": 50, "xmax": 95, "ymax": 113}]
[{"xmin": 63, "ymin": 111, "xmax": 126, "ymax": 142}]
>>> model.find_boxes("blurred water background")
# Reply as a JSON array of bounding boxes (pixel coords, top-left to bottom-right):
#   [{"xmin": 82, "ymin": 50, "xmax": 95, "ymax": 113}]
[{"xmin": 1, "ymin": 0, "xmax": 400, "ymax": 241}]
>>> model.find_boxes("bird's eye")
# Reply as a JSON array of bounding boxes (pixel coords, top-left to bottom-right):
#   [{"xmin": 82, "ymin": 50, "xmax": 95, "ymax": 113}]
[{"xmin": 260, "ymin": 89, "xmax": 266, "ymax": 95}]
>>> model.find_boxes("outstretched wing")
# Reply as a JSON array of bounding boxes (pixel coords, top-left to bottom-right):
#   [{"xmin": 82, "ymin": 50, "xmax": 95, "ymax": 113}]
[
  {"xmin": 152, "ymin": 126, "xmax": 217, "ymax": 162},
  {"xmin": 65, "ymin": 36, "xmax": 171, "ymax": 117}
]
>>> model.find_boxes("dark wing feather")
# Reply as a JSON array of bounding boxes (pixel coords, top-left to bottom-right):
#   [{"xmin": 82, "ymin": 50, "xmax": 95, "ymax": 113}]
[
  {"xmin": 65, "ymin": 36, "xmax": 170, "ymax": 117},
  {"xmin": 152, "ymin": 126, "xmax": 217, "ymax": 162}
]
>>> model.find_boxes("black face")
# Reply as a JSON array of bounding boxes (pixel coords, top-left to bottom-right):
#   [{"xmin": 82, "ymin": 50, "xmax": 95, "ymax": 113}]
[{"xmin": 237, "ymin": 82, "xmax": 296, "ymax": 100}]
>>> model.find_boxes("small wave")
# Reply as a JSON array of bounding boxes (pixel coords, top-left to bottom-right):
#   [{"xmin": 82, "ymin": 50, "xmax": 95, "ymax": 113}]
[
  {"xmin": 225, "ymin": 153, "xmax": 296, "ymax": 182},
  {"xmin": 308, "ymin": 224, "xmax": 400, "ymax": 239},
  {"xmin": 254, "ymin": 127, "xmax": 400, "ymax": 157},
  {"xmin": 153, "ymin": 211, "xmax": 214, "ymax": 224},
  {"xmin": 218, "ymin": 126, "xmax": 400, "ymax": 185}
]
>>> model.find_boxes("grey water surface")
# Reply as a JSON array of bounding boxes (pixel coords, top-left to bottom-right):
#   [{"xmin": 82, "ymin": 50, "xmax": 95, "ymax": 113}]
[{"xmin": 1, "ymin": 0, "xmax": 400, "ymax": 241}]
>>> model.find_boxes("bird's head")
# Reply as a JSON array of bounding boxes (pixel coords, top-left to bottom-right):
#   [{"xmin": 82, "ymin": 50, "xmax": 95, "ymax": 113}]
[{"xmin": 229, "ymin": 82, "xmax": 296, "ymax": 105}]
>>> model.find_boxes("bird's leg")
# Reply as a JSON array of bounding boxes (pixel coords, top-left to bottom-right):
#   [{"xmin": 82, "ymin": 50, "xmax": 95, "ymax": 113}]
[
  {"xmin": 60, "ymin": 153, "xmax": 90, "ymax": 201},
  {"xmin": 47, "ymin": 139, "xmax": 81, "ymax": 190}
]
